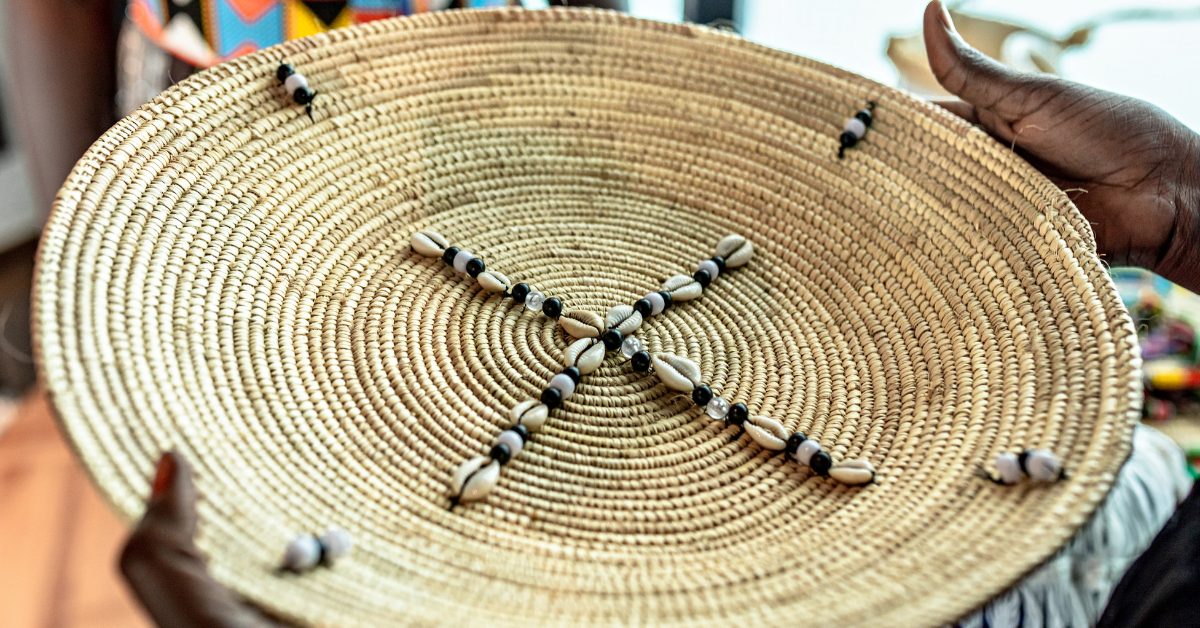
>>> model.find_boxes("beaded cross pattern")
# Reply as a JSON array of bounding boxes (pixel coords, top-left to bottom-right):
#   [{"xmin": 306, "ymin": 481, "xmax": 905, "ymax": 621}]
[{"xmin": 410, "ymin": 230, "xmax": 877, "ymax": 507}]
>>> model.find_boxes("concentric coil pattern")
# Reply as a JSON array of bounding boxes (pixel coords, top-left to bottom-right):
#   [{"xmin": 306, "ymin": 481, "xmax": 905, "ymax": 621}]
[{"xmin": 35, "ymin": 8, "xmax": 1139, "ymax": 626}]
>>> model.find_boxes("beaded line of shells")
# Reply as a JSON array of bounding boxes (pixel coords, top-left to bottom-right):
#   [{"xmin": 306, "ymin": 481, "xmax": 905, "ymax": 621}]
[{"xmin": 411, "ymin": 230, "xmax": 877, "ymax": 507}]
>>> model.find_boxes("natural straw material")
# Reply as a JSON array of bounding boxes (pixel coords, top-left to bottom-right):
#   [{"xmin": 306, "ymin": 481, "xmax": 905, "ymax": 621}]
[{"xmin": 34, "ymin": 8, "xmax": 1140, "ymax": 626}]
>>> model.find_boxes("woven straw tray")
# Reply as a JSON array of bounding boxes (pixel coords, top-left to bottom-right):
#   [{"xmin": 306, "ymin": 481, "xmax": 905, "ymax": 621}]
[{"xmin": 34, "ymin": 8, "xmax": 1139, "ymax": 626}]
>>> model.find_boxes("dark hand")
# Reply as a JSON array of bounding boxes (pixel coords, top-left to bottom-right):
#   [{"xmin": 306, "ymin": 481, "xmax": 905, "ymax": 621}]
[
  {"xmin": 120, "ymin": 452, "xmax": 281, "ymax": 628},
  {"xmin": 923, "ymin": 1, "xmax": 1200, "ymax": 288}
]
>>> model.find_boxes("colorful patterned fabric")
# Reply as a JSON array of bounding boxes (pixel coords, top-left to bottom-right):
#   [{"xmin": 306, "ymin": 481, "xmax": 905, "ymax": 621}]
[{"xmin": 129, "ymin": 0, "xmax": 515, "ymax": 66}]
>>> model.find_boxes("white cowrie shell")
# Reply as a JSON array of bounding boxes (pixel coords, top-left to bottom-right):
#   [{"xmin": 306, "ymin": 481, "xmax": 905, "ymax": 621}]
[
  {"xmin": 995, "ymin": 452, "xmax": 1023, "ymax": 485},
  {"xmin": 1025, "ymin": 449, "xmax": 1065, "ymax": 482},
  {"xmin": 282, "ymin": 535, "xmax": 321, "ymax": 571},
  {"xmin": 511, "ymin": 400, "xmax": 549, "ymax": 431},
  {"xmin": 477, "ymin": 270, "xmax": 511, "ymax": 293},
  {"xmin": 411, "ymin": 230, "xmax": 449, "ymax": 257},
  {"xmin": 451, "ymin": 456, "xmax": 500, "ymax": 503},
  {"xmin": 651, "ymin": 353, "xmax": 703, "ymax": 393},
  {"xmin": 319, "ymin": 527, "xmax": 353, "ymax": 563},
  {"xmin": 559, "ymin": 310, "xmax": 605, "ymax": 339},
  {"xmin": 564, "ymin": 338, "xmax": 606, "ymax": 374},
  {"xmin": 662, "ymin": 274, "xmax": 702, "ymax": 301},
  {"xmin": 829, "ymin": 459, "xmax": 876, "ymax": 485},
  {"xmin": 605, "ymin": 304, "xmax": 643, "ymax": 335},
  {"xmin": 745, "ymin": 415, "xmax": 789, "ymax": 450},
  {"xmin": 715, "ymin": 234, "xmax": 753, "ymax": 268}
]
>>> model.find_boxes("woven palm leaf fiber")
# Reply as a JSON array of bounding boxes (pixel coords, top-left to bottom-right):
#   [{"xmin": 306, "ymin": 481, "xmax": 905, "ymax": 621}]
[{"xmin": 34, "ymin": 7, "xmax": 1140, "ymax": 626}]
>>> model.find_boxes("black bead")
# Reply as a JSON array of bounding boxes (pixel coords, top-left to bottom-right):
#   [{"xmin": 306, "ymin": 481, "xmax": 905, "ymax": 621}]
[
  {"xmin": 294, "ymin": 88, "xmax": 314, "ymax": 105},
  {"xmin": 510, "ymin": 283, "xmax": 530, "ymax": 304},
  {"xmin": 855, "ymin": 109, "xmax": 873, "ymax": 127},
  {"xmin": 540, "ymin": 387, "xmax": 563, "ymax": 409},
  {"xmin": 442, "ymin": 246, "xmax": 460, "ymax": 266},
  {"xmin": 511, "ymin": 424, "xmax": 530, "ymax": 444},
  {"xmin": 633, "ymin": 298, "xmax": 653, "ymax": 317},
  {"xmin": 810, "ymin": 451, "xmax": 833, "ymax": 476},
  {"xmin": 840, "ymin": 131, "xmax": 858, "ymax": 148},
  {"xmin": 490, "ymin": 443, "xmax": 512, "ymax": 465},
  {"xmin": 726, "ymin": 402, "xmax": 749, "ymax": 426},
  {"xmin": 465, "ymin": 257, "xmax": 485, "ymax": 277},
  {"xmin": 693, "ymin": 269, "xmax": 712, "ymax": 288},
  {"xmin": 631, "ymin": 350, "xmax": 652, "ymax": 372},
  {"xmin": 784, "ymin": 432, "xmax": 807, "ymax": 455},
  {"xmin": 562, "ymin": 366, "xmax": 581, "ymax": 385},
  {"xmin": 692, "ymin": 384, "xmax": 713, "ymax": 407},
  {"xmin": 658, "ymin": 290, "xmax": 673, "ymax": 310},
  {"xmin": 602, "ymin": 328, "xmax": 623, "ymax": 351},
  {"xmin": 276, "ymin": 63, "xmax": 295, "ymax": 82},
  {"xmin": 711, "ymin": 255, "xmax": 727, "ymax": 273},
  {"xmin": 542, "ymin": 297, "xmax": 563, "ymax": 319}
]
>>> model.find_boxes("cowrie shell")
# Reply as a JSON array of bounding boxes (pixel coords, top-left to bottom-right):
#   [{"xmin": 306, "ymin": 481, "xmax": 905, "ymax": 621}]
[
  {"xmin": 651, "ymin": 353, "xmax": 703, "ymax": 393},
  {"xmin": 605, "ymin": 304, "xmax": 643, "ymax": 335},
  {"xmin": 477, "ymin": 270, "xmax": 511, "ymax": 293},
  {"xmin": 451, "ymin": 456, "xmax": 500, "ymax": 502},
  {"xmin": 564, "ymin": 337, "xmax": 606, "ymax": 374},
  {"xmin": 411, "ymin": 230, "xmax": 449, "ymax": 257},
  {"xmin": 715, "ymin": 234, "xmax": 753, "ymax": 268},
  {"xmin": 745, "ymin": 415, "xmax": 789, "ymax": 450},
  {"xmin": 995, "ymin": 452, "xmax": 1023, "ymax": 485},
  {"xmin": 1025, "ymin": 449, "xmax": 1064, "ymax": 482},
  {"xmin": 829, "ymin": 459, "xmax": 876, "ymax": 485},
  {"xmin": 662, "ymin": 274, "xmax": 702, "ymax": 301},
  {"xmin": 511, "ymin": 400, "xmax": 549, "ymax": 431},
  {"xmin": 560, "ymin": 310, "xmax": 605, "ymax": 339}
]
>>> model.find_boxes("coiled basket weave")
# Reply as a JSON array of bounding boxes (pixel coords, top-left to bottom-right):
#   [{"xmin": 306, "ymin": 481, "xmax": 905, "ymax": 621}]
[{"xmin": 34, "ymin": 7, "xmax": 1140, "ymax": 626}]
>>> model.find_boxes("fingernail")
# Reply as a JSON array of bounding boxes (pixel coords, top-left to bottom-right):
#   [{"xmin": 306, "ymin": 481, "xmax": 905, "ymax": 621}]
[
  {"xmin": 937, "ymin": 1, "xmax": 955, "ymax": 32},
  {"xmin": 151, "ymin": 452, "xmax": 176, "ymax": 499}
]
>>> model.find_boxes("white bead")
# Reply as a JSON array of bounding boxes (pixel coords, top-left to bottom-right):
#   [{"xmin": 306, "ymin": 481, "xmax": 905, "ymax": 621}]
[
  {"xmin": 497, "ymin": 429, "xmax": 525, "ymax": 458},
  {"xmin": 844, "ymin": 117, "xmax": 867, "ymax": 139},
  {"xmin": 284, "ymin": 73, "xmax": 309, "ymax": 93},
  {"xmin": 705, "ymin": 397, "xmax": 730, "ymax": 420},
  {"xmin": 1025, "ymin": 449, "xmax": 1064, "ymax": 482},
  {"xmin": 525, "ymin": 291, "xmax": 545, "ymax": 312},
  {"xmin": 283, "ymin": 535, "xmax": 321, "ymax": 571},
  {"xmin": 697, "ymin": 259, "xmax": 720, "ymax": 280},
  {"xmin": 795, "ymin": 439, "xmax": 821, "ymax": 465},
  {"xmin": 645, "ymin": 292, "xmax": 666, "ymax": 316},
  {"xmin": 453, "ymin": 249, "xmax": 474, "ymax": 273},
  {"xmin": 547, "ymin": 373, "xmax": 576, "ymax": 399},
  {"xmin": 995, "ymin": 452, "xmax": 1023, "ymax": 485},
  {"xmin": 510, "ymin": 400, "xmax": 549, "ymax": 431},
  {"xmin": 319, "ymin": 527, "xmax": 353, "ymax": 563},
  {"xmin": 620, "ymin": 336, "xmax": 643, "ymax": 359}
]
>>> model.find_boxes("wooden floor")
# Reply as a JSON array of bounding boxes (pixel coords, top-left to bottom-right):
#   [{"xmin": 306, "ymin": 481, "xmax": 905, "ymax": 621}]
[{"xmin": 0, "ymin": 392, "xmax": 150, "ymax": 628}]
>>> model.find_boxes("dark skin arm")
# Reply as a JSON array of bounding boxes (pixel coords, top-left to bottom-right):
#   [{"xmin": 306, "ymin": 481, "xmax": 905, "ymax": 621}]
[
  {"xmin": 924, "ymin": 0, "xmax": 1200, "ymax": 291},
  {"xmin": 120, "ymin": 453, "xmax": 281, "ymax": 627}
]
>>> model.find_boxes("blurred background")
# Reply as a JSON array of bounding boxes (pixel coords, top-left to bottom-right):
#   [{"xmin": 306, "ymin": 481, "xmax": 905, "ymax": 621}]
[{"xmin": 0, "ymin": 0, "xmax": 1198, "ymax": 625}]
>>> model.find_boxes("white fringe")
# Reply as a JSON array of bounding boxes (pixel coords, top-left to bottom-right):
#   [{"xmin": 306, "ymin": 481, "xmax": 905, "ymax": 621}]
[{"xmin": 955, "ymin": 425, "xmax": 1192, "ymax": 628}]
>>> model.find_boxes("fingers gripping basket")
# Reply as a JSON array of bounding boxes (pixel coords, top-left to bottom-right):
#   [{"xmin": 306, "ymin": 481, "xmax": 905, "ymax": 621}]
[{"xmin": 34, "ymin": 8, "xmax": 1140, "ymax": 626}]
